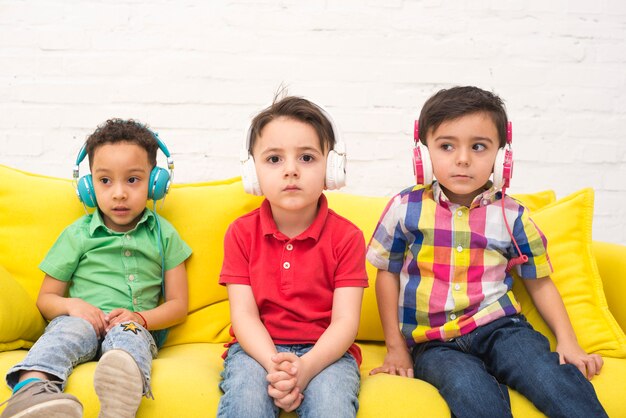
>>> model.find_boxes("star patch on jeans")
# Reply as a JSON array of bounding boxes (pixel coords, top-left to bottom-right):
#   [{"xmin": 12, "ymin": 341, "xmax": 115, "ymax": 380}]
[{"xmin": 120, "ymin": 322, "xmax": 142, "ymax": 335}]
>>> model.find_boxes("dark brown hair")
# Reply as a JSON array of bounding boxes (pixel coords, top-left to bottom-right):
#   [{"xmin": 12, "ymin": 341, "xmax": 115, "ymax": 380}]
[
  {"xmin": 418, "ymin": 86, "xmax": 508, "ymax": 148},
  {"xmin": 85, "ymin": 119, "xmax": 158, "ymax": 167},
  {"xmin": 248, "ymin": 96, "xmax": 336, "ymax": 154}
]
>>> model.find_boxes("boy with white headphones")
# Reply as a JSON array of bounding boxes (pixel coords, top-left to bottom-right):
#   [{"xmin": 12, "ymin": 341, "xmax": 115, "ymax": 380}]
[
  {"xmin": 218, "ymin": 96, "xmax": 368, "ymax": 417},
  {"xmin": 367, "ymin": 86, "xmax": 607, "ymax": 417},
  {"xmin": 1, "ymin": 119, "xmax": 191, "ymax": 418}
]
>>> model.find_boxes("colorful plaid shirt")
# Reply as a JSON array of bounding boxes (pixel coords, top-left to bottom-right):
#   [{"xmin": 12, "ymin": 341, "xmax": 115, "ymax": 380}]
[{"xmin": 367, "ymin": 182, "xmax": 552, "ymax": 346}]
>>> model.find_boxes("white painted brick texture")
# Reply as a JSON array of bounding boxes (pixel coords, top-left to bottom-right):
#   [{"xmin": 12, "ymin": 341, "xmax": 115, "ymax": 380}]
[{"xmin": 0, "ymin": 1, "xmax": 624, "ymax": 243}]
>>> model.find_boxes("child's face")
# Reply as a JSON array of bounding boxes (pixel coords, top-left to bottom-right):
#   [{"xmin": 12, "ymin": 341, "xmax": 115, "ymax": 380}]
[
  {"xmin": 252, "ymin": 116, "xmax": 327, "ymax": 220},
  {"xmin": 91, "ymin": 142, "xmax": 151, "ymax": 232},
  {"xmin": 426, "ymin": 112, "xmax": 500, "ymax": 206}
]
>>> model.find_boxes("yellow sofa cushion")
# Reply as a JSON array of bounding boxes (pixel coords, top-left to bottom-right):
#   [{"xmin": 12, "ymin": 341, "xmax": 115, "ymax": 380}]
[
  {"xmin": 0, "ymin": 266, "xmax": 46, "ymax": 351},
  {"xmin": 513, "ymin": 188, "xmax": 626, "ymax": 358}
]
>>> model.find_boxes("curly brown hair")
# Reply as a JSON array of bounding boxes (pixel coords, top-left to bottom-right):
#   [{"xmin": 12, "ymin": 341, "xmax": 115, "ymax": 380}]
[{"xmin": 85, "ymin": 119, "xmax": 158, "ymax": 167}]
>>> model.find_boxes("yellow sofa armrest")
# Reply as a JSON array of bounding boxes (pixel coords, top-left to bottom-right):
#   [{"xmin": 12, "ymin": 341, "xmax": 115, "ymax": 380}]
[
  {"xmin": 0, "ymin": 265, "xmax": 46, "ymax": 352},
  {"xmin": 592, "ymin": 241, "xmax": 626, "ymax": 331}
]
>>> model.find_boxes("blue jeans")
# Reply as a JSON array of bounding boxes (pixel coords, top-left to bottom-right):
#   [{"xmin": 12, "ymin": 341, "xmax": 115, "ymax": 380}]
[
  {"xmin": 412, "ymin": 314, "xmax": 607, "ymax": 418},
  {"xmin": 217, "ymin": 343, "xmax": 360, "ymax": 418},
  {"xmin": 6, "ymin": 315, "xmax": 157, "ymax": 396}
]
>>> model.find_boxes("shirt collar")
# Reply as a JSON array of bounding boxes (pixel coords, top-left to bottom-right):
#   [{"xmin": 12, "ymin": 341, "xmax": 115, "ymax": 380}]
[
  {"xmin": 89, "ymin": 208, "xmax": 155, "ymax": 236},
  {"xmin": 431, "ymin": 181, "xmax": 500, "ymax": 209},
  {"xmin": 259, "ymin": 194, "xmax": 329, "ymax": 242}
]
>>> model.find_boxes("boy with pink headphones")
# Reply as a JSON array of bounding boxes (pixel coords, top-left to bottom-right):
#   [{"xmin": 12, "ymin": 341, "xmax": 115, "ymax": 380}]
[
  {"xmin": 218, "ymin": 96, "xmax": 368, "ymax": 417},
  {"xmin": 367, "ymin": 86, "xmax": 607, "ymax": 417},
  {"xmin": 1, "ymin": 119, "xmax": 191, "ymax": 418}
]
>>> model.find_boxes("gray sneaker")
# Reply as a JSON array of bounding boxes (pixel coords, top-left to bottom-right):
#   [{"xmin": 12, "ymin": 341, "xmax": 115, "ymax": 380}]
[
  {"xmin": 0, "ymin": 380, "xmax": 82, "ymax": 418},
  {"xmin": 94, "ymin": 349, "xmax": 143, "ymax": 418}
]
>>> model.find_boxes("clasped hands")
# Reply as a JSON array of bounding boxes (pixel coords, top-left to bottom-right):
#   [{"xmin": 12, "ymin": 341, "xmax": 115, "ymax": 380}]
[{"xmin": 266, "ymin": 352, "xmax": 309, "ymax": 412}]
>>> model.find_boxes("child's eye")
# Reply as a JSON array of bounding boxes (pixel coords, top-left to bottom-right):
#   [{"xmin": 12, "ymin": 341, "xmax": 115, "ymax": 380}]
[
  {"xmin": 100, "ymin": 178, "xmax": 111, "ymax": 185},
  {"xmin": 128, "ymin": 177, "xmax": 140, "ymax": 184},
  {"xmin": 441, "ymin": 144, "xmax": 453, "ymax": 151},
  {"xmin": 473, "ymin": 143, "xmax": 487, "ymax": 151},
  {"xmin": 267, "ymin": 156, "xmax": 281, "ymax": 164},
  {"xmin": 301, "ymin": 154, "xmax": 315, "ymax": 163}
]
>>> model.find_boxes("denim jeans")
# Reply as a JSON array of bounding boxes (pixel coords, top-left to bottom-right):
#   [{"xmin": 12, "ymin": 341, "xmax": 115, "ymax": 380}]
[
  {"xmin": 6, "ymin": 315, "xmax": 157, "ymax": 396},
  {"xmin": 217, "ymin": 343, "xmax": 360, "ymax": 418},
  {"xmin": 412, "ymin": 314, "xmax": 607, "ymax": 418}
]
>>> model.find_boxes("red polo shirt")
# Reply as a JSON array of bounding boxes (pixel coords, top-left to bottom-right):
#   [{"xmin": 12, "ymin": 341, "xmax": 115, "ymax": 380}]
[{"xmin": 220, "ymin": 194, "xmax": 368, "ymax": 364}]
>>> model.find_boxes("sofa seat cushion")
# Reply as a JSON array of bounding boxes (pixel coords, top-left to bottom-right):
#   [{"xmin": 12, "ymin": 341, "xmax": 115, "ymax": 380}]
[
  {"xmin": 357, "ymin": 342, "xmax": 626, "ymax": 418},
  {"xmin": 0, "ymin": 343, "xmax": 226, "ymax": 418}
]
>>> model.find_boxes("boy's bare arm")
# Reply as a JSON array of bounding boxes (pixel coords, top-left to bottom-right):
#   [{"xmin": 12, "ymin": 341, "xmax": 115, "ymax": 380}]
[
  {"xmin": 370, "ymin": 269, "xmax": 414, "ymax": 377},
  {"xmin": 282, "ymin": 286, "xmax": 364, "ymax": 391},
  {"xmin": 227, "ymin": 283, "xmax": 278, "ymax": 371},
  {"xmin": 106, "ymin": 262, "xmax": 189, "ymax": 331},
  {"xmin": 523, "ymin": 276, "xmax": 603, "ymax": 380},
  {"xmin": 37, "ymin": 274, "xmax": 108, "ymax": 337}
]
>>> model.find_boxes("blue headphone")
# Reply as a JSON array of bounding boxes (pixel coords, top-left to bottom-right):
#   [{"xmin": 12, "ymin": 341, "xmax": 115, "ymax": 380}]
[{"xmin": 73, "ymin": 132, "xmax": 174, "ymax": 208}]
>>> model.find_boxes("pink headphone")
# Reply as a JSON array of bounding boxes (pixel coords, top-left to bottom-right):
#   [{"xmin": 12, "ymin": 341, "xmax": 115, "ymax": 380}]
[{"xmin": 412, "ymin": 120, "xmax": 514, "ymax": 190}]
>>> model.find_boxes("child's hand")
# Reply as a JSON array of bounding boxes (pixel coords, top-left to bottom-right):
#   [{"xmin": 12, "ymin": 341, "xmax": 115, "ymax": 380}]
[
  {"xmin": 556, "ymin": 341, "xmax": 604, "ymax": 380},
  {"xmin": 369, "ymin": 347, "xmax": 414, "ymax": 378},
  {"xmin": 66, "ymin": 298, "xmax": 107, "ymax": 338},
  {"xmin": 266, "ymin": 352, "xmax": 304, "ymax": 412},
  {"xmin": 105, "ymin": 308, "xmax": 143, "ymax": 331}
]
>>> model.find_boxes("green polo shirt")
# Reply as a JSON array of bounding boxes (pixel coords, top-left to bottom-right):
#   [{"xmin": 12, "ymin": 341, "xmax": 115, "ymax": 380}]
[{"xmin": 39, "ymin": 209, "xmax": 192, "ymax": 314}]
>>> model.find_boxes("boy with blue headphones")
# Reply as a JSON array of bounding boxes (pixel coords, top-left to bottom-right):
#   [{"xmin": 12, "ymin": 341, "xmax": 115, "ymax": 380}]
[
  {"xmin": 367, "ymin": 86, "xmax": 607, "ymax": 417},
  {"xmin": 218, "ymin": 96, "xmax": 368, "ymax": 417},
  {"xmin": 1, "ymin": 119, "xmax": 192, "ymax": 418}
]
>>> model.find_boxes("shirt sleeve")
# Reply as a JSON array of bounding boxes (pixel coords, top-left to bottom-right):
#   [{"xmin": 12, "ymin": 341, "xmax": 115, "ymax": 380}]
[
  {"xmin": 366, "ymin": 193, "xmax": 408, "ymax": 273},
  {"xmin": 219, "ymin": 221, "xmax": 251, "ymax": 286},
  {"xmin": 157, "ymin": 216, "xmax": 193, "ymax": 271},
  {"xmin": 512, "ymin": 206, "xmax": 553, "ymax": 279},
  {"xmin": 334, "ymin": 227, "xmax": 368, "ymax": 288},
  {"xmin": 39, "ymin": 222, "xmax": 84, "ymax": 282}
]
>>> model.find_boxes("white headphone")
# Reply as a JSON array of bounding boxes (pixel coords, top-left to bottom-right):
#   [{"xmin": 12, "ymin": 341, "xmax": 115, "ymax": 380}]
[
  {"xmin": 412, "ymin": 120, "xmax": 513, "ymax": 191},
  {"xmin": 240, "ymin": 99, "xmax": 347, "ymax": 196}
]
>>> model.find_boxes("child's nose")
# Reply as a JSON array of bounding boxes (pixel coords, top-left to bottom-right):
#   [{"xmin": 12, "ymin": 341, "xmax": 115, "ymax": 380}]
[
  {"xmin": 456, "ymin": 149, "xmax": 470, "ymax": 166},
  {"xmin": 112, "ymin": 184, "xmax": 127, "ymax": 199},
  {"xmin": 283, "ymin": 159, "xmax": 299, "ymax": 177}
]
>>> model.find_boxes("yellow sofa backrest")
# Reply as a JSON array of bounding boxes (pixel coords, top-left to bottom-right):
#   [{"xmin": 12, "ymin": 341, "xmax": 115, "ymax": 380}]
[{"xmin": 5, "ymin": 164, "xmax": 623, "ymax": 359}]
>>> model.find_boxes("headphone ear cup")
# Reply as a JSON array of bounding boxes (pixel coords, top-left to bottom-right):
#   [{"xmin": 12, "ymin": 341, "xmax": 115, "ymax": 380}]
[
  {"xmin": 492, "ymin": 147, "xmax": 513, "ymax": 190},
  {"xmin": 148, "ymin": 167, "xmax": 170, "ymax": 200},
  {"xmin": 325, "ymin": 142, "xmax": 347, "ymax": 190},
  {"xmin": 77, "ymin": 175, "xmax": 97, "ymax": 208},
  {"xmin": 241, "ymin": 151, "xmax": 262, "ymax": 196},
  {"xmin": 413, "ymin": 142, "xmax": 433, "ymax": 185}
]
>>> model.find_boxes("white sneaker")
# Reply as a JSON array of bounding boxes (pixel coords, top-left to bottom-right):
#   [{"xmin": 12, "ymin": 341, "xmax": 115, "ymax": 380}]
[{"xmin": 93, "ymin": 350, "xmax": 143, "ymax": 418}]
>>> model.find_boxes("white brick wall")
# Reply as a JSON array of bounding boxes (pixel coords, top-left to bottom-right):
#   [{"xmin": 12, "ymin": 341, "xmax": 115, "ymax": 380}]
[{"xmin": 0, "ymin": 0, "xmax": 624, "ymax": 244}]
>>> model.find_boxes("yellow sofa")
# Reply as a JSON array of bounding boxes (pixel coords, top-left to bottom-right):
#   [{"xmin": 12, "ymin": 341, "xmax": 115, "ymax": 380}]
[{"xmin": 1, "ymin": 164, "xmax": 625, "ymax": 417}]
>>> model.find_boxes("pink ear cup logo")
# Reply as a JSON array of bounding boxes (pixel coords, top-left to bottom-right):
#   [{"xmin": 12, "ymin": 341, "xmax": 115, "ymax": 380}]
[
  {"xmin": 413, "ymin": 146, "xmax": 425, "ymax": 185},
  {"xmin": 502, "ymin": 148, "xmax": 513, "ymax": 189}
]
